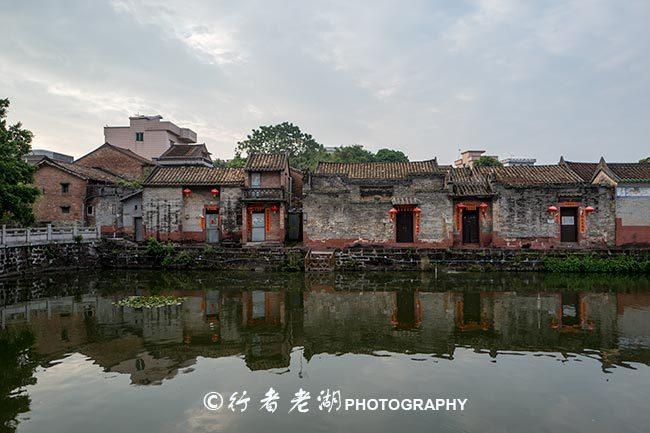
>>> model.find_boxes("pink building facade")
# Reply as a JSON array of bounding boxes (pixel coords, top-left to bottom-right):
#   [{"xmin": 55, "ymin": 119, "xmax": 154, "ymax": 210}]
[{"xmin": 104, "ymin": 115, "xmax": 198, "ymax": 160}]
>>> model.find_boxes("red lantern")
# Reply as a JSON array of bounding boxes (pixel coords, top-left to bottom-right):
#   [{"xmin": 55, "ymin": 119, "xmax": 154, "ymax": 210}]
[
  {"xmin": 182, "ymin": 188, "xmax": 192, "ymax": 197},
  {"xmin": 547, "ymin": 205, "xmax": 558, "ymax": 213},
  {"xmin": 457, "ymin": 202, "xmax": 467, "ymax": 210},
  {"xmin": 584, "ymin": 205, "xmax": 595, "ymax": 213},
  {"xmin": 413, "ymin": 207, "xmax": 422, "ymax": 214},
  {"xmin": 389, "ymin": 208, "xmax": 398, "ymax": 221},
  {"xmin": 479, "ymin": 202, "xmax": 489, "ymax": 213},
  {"xmin": 211, "ymin": 188, "xmax": 219, "ymax": 198},
  {"xmin": 270, "ymin": 204, "xmax": 279, "ymax": 213}
]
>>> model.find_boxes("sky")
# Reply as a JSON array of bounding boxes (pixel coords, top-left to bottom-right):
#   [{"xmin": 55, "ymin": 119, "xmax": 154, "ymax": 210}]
[{"xmin": 1, "ymin": 0, "xmax": 649, "ymax": 164}]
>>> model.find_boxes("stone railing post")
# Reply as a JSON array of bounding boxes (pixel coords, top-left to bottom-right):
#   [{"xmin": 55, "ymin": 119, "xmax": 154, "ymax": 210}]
[
  {"xmin": 73, "ymin": 223, "xmax": 78, "ymax": 238},
  {"xmin": 1, "ymin": 225, "xmax": 5, "ymax": 246},
  {"xmin": 47, "ymin": 224, "xmax": 52, "ymax": 242},
  {"xmin": 26, "ymin": 228, "xmax": 31, "ymax": 243}
]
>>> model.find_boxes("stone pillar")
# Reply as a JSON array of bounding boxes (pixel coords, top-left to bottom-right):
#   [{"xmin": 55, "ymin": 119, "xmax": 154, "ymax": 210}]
[{"xmin": 47, "ymin": 224, "xmax": 52, "ymax": 241}]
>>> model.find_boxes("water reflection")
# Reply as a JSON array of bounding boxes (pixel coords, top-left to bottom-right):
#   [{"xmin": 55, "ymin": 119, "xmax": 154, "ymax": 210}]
[{"xmin": 1, "ymin": 271, "xmax": 650, "ymax": 432}]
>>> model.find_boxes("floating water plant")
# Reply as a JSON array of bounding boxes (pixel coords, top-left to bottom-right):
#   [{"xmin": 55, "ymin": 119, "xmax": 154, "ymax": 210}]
[{"xmin": 115, "ymin": 295, "xmax": 186, "ymax": 308}]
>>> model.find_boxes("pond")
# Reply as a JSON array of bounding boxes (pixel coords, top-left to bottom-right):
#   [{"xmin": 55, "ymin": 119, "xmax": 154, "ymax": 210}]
[{"xmin": 1, "ymin": 271, "xmax": 650, "ymax": 433}]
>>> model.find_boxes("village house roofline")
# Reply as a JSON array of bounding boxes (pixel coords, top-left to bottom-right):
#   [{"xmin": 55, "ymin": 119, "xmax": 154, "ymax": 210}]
[
  {"xmin": 142, "ymin": 166, "xmax": 245, "ymax": 186},
  {"xmin": 36, "ymin": 157, "xmax": 122, "ymax": 184},
  {"xmin": 76, "ymin": 142, "xmax": 157, "ymax": 166},
  {"xmin": 120, "ymin": 189, "xmax": 143, "ymax": 202},
  {"xmin": 561, "ymin": 156, "xmax": 650, "ymax": 183},
  {"xmin": 158, "ymin": 143, "xmax": 211, "ymax": 160},
  {"xmin": 313, "ymin": 159, "xmax": 444, "ymax": 179},
  {"xmin": 481, "ymin": 165, "xmax": 584, "ymax": 186},
  {"xmin": 244, "ymin": 153, "xmax": 289, "ymax": 171},
  {"xmin": 448, "ymin": 167, "xmax": 494, "ymax": 197}
]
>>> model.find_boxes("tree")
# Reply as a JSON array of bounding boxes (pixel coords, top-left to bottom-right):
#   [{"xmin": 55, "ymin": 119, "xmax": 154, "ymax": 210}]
[
  {"xmin": 473, "ymin": 156, "xmax": 502, "ymax": 167},
  {"xmin": 640, "ymin": 157, "xmax": 650, "ymax": 163},
  {"xmin": 212, "ymin": 158, "xmax": 228, "ymax": 168},
  {"xmin": 226, "ymin": 154, "xmax": 246, "ymax": 168},
  {"xmin": 0, "ymin": 99, "xmax": 40, "ymax": 226},
  {"xmin": 325, "ymin": 145, "xmax": 375, "ymax": 163},
  {"xmin": 235, "ymin": 122, "xmax": 324, "ymax": 170},
  {"xmin": 374, "ymin": 148, "xmax": 409, "ymax": 163}
]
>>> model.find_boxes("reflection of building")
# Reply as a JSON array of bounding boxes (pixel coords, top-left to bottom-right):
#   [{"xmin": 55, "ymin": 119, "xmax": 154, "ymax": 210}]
[{"xmin": 3, "ymin": 281, "xmax": 650, "ymax": 384}]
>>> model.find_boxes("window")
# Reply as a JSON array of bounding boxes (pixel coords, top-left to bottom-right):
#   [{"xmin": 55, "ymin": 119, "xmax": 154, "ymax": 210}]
[
  {"xmin": 135, "ymin": 132, "xmax": 144, "ymax": 141},
  {"xmin": 60, "ymin": 206, "xmax": 71, "ymax": 214},
  {"xmin": 60, "ymin": 183, "xmax": 70, "ymax": 194},
  {"xmin": 251, "ymin": 172, "xmax": 261, "ymax": 188},
  {"xmin": 86, "ymin": 205, "xmax": 93, "ymax": 215}
]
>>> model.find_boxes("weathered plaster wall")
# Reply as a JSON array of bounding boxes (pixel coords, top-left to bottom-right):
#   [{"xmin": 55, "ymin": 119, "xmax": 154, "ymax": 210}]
[
  {"xmin": 491, "ymin": 184, "xmax": 615, "ymax": 248},
  {"xmin": 142, "ymin": 187, "xmax": 182, "ymax": 241},
  {"xmin": 303, "ymin": 175, "xmax": 453, "ymax": 248}
]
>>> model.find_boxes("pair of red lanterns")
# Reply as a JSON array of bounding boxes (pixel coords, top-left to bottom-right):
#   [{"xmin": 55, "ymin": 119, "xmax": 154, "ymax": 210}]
[
  {"xmin": 182, "ymin": 188, "xmax": 220, "ymax": 198},
  {"xmin": 547, "ymin": 205, "xmax": 595, "ymax": 213}
]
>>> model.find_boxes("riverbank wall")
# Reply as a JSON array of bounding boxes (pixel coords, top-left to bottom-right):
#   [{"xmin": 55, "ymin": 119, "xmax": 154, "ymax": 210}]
[{"xmin": 1, "ymin": 240, "xmax": 649, "ymax": 278}]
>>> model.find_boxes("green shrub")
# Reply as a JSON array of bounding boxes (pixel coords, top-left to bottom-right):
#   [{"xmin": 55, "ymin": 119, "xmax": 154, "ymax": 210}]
[
  {"xmin": 543, "ymin": 254, "xmax": 649, "ymax": 274},
  {"xmin": 73, "ymin": 234, "xmax": 83, "ymax": 244},
  {"xmin": 146, "ymin": 237, "xmax": 165, "ymax": 256}
]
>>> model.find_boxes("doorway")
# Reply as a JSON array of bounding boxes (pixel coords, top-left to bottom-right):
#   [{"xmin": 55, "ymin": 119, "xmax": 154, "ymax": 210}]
[
  {"xmin": 251, "ymin": 212, "xmax": 266, "ymax": 242},
  {"xmin": 396, "ymin": 211, "xmax": 414, "ymax": 243},
  {"xmin": 205, "ymin": 211, "xmax": 220, "ymax": 243},
  {"xmin": 134, "ymin": 217, "xmax": 143, "ymax": 242},
  {"xmin": 560, "ymin": 207, "xmax": 578, "ymax": 242},
  {"xmin": 462, "ymin": 210, "xmax": 480, "ymax": 244}
]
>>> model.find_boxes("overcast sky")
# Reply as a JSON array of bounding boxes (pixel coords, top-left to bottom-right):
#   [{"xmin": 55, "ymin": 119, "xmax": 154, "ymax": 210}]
[{"xmin": 1, "ymin": 0, "xmax": 648, "ymax": 164}]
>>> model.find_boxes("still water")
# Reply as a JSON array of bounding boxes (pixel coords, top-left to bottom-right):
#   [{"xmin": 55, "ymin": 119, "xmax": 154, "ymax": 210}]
[{"xmin": 1, "ymin": 271, "xmax": 650, "ymax": 433}]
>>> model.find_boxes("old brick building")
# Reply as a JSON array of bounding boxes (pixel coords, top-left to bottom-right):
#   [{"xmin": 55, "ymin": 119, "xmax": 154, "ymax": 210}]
[
  {"xmin": 141, "ymin": 166, "xmax": 245, "ymax": 242},
  {"xmin": 303, "ymin": 159, "xmax": 453, "ymax": 248},
  {"xmin": 241, "ymin": 153, "xmax": 302, "ymax": 245},
  {"xmin": 450, "ymin": 165, "xmax": 616, "ymax": 249},
  {"xmin": 33, "ymin": 158, "xmax": 131, "ymax": 231},
  {"xmin": 562, "ymin": 157, "xmax": 650, "ymax": 246},
  {"xmin": 75, "ymin": 142, "xmax": 156, "ymax": 181},
  {"xmin": 303, "ymin": 161, "xmax": 616, "ymax": 250}
]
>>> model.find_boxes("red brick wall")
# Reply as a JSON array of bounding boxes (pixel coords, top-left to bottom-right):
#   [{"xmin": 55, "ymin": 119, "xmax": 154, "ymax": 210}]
[
  {"xmin": 33, "ymin": 165, "xmax": 87, "ymax": 224},
  {"xmin": 616, "ymin": 218, "xmax": 650, "ymax": 246},
  {"xmin": 76, "ymin": 146, "xmax": 148, "ymax": 180}
]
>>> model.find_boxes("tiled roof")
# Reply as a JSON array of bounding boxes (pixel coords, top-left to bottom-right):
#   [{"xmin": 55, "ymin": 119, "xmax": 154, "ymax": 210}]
[
  {"xmin": 159, "ymin": 144, "xmax": 211, "ymax": 159},
  {"xmin": 391, "ymin": 197, "xmax": 420, "ymax": 205},
  {"xmin": 245, "ymin": 153, "xmax": 288, "ymax": 171},
  {"xmin": 449, "ymin": 168, "xmax": 493, "ymax": 196},
  {"xmin": 38, "ymin": 158, "xmax": 121, "ymax": 183},
  {"xmin": 314, "ymin": 159, "xmax": 441, "ymax": 179},
  {"xmin": 143, "ymin": 166, "xmax": 244, "ymax": 186},
  {"xmin": 564, "ymin": 161, "xmax": 598, "ymax": 181},
  {"xmin": 607, "ymin": 163, "xmax": 650, "ymax": 182},
  {"xmin": 565, "ymin": 159, "xmax": 650, "ymax": 183},
  {"xmin": 77, "ymin": 142, "xmax": 155, "ymax": 166},
  {"xmin": 488, "ymin": 165, "xmax": 583, "ymax": 186}
]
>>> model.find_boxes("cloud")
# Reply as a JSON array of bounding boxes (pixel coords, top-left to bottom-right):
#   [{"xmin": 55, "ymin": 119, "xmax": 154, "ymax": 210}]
[{"xmin": 1, "ymin": 0, "xmax": 649, "ymax": 163}]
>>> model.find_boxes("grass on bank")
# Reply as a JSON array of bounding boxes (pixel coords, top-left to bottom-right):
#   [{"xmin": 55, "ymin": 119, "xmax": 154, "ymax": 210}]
[{"xmin": 542, "ymin": 254, "xmax": 650, "ymax": 274}]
